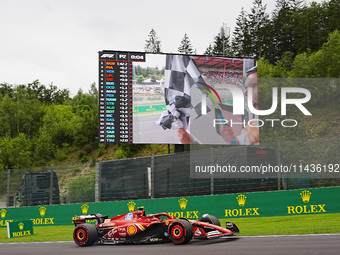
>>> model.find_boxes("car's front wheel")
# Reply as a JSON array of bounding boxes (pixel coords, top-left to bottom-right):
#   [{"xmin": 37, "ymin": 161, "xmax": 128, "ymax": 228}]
[
  {"xmin": 73, "ymin": 223, "xmax": 98, "ymax": 246},
  {"xmin": 199, "ymin": 214, "xmax": 221, "ymax": 226},
  {"xmin": 168, "ymin": 219, "xmax": 193, "ymax": 244}
]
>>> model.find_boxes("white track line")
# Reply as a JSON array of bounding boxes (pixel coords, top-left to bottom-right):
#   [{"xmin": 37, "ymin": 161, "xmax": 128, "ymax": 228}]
[
  {"xmin": 0, "ymin": 241, "xmax": 74, "ymax": 245},
  {"xmin": 2, "ymin": 234, "xmax": 340, "ymax": 244},
  {"xmin": 223, "ymin": 233, "xmax": 340, "ymax": 238}
]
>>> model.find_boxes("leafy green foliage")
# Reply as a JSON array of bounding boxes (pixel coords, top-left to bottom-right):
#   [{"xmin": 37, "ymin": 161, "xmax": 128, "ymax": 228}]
[
  {"xmin": 291, "ymin": 31, "xmax": 340, "ymax": 78},
  {"xmin": 66, "ymin": 169, "xmax": 95, "ymax": 203},
  {"xmin": 0, "ymin": 82, "xmax": 98, "ymax": 170},
  {"xmin": 257, "ymin": 30, "xmax": 340, "ymax": 143},
  {"xmin": 115, "ymin": 144, "xmax": 146, "ymax": 159},
  {"xmin": 232, "ymin": 0, "xmax": 340, "ymax": 64},
  {"xmin": 0, "ymin": 78, "xmax": 171, "ymax": 170},
  {"xmin": 134, "ymin": 66, "xmax": 164, "ymax": 83},
  {"xmin": 0, "ymin": 134, "xmax": 32, "ymax": 169},
  {"xmin": 259, "ymin": 30, "xmax": 340, "ymax": 79},
  {"xmin": 1, "ymin": 1, "xmax": 340, "ymax": 170}
]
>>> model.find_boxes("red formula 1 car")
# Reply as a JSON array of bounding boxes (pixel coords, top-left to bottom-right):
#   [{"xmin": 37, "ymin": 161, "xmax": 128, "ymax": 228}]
[{"xmin": 73, "ymin": 207, "xmax": 239, "ymax": 246}]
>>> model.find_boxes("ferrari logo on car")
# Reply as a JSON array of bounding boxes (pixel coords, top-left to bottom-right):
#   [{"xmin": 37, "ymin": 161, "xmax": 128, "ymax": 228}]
[{"xmin": 178, "ymin": 198, "xmax": 188, "ymax": 210}]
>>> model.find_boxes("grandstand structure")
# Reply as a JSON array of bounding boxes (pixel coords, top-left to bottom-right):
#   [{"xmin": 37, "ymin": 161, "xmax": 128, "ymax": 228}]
[
  {"xmin": 192, "ymin": 56, "xmax": 243, "ymax": 71},
  {"xmin": 192, "ymin": 56, "xmax": 244, "ymax": 89}
]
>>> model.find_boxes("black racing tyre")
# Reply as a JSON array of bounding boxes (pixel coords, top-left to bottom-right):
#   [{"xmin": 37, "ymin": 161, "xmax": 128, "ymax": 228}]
[
  {"xmin": 199, "ymin": 214, "xmax": 221, "ymax": 226},
  {"xmin": 73, "ymin": 223, "xmax": 98, "ymax": 247},
  {"xmin": 168, "ymin": 219, "xmax": 193, "ymax": 245}
]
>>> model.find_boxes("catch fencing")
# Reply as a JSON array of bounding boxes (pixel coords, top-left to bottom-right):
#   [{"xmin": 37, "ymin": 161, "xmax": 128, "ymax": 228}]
[
  {"xmin": 98, "ymin": 148, "xmax": 278, "ymax": 202},
  {"xmin": 1, "ymin": 136, "xmax": 339, "ymax": 207}
]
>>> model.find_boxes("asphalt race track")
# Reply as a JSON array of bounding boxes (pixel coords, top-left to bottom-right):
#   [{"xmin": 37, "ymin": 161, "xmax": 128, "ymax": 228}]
[
  {"xmin": 1, "ymin": 234, "xmax": 340, "ymax": 255},
  {"xmin": 133, "ymin": 113, "xmax": 180, "ymax": 144}
]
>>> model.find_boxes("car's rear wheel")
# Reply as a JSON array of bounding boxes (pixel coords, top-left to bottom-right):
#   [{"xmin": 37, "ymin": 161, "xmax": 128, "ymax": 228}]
[
  {"xmin": 73, "ymin": 223, "xmax": 98, "ymax": 246},
  {"xmin": 199, "ymin": 214, "xmax": 221, "ymax": 226},
  {"xmin": 168, "ymin": 219, "xmax": 193, "ymax": 244}
]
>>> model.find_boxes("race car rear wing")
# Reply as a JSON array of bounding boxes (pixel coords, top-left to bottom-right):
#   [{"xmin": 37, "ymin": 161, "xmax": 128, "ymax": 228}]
[{"xmin": 73, "ymin": 213, "xmax": 108, "ymax": 226}]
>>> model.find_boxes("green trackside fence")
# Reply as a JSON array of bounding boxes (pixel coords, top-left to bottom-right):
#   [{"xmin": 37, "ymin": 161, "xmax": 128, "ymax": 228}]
[{"xmin": 1, "ymin": 187, "xmax": 339, "ymax": 228}]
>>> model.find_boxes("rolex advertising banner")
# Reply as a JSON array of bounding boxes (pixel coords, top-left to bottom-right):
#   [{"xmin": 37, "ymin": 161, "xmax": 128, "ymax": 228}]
[
  {"xmin": 1, "ymin": 187, "xmax": 339, "ymax": 228},
  {"xmin": 7, "ymin": 220, "xmax": 34, "ymax": 238}
]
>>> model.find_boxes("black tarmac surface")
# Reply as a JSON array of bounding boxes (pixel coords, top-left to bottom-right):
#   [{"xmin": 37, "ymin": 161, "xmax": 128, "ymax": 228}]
[{"xmin": 1, "ymin": 234, "xmax": 340, "ymax": 255}]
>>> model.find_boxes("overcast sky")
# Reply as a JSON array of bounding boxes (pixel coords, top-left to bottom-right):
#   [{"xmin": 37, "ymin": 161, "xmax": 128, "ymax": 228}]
[{"xmin": 0, "ymin": 0, "xmax": 322, "ymax": 96}]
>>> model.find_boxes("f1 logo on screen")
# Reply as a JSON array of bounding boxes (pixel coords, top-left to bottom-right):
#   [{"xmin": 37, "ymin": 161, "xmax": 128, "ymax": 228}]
[{"xmin": 100, "ymin": 53, "xmax": 115, "ymax": 58}]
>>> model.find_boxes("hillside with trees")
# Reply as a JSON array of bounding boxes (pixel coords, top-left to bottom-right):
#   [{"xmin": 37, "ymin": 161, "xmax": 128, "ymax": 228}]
[{"xmin": 1, "ymin": 0, "xmax": 340, "ymax": 171}]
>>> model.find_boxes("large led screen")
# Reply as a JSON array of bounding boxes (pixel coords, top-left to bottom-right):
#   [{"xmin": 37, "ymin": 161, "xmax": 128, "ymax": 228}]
[{"xmin": 98, "ymin": 51, "xmax": 256, "ymax": 145}]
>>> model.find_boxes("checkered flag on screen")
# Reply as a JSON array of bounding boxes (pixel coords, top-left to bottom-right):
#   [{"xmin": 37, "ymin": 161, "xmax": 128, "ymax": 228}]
[{"xmin": 157, "ymin": 55, "xmax": 214, "ymax": 130}]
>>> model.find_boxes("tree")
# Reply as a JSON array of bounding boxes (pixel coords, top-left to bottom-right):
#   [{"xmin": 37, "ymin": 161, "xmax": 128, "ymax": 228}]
[
  {"xmin": 88, "ymin": 82, "xmax": 98, "ymax": 98},
  {"xmin": 269, "ymin": 0, "xmax": 304, "ymax": 63},
  {"xmin": 0, "ymin": 94, "xmax": 16, "ymax": 137},
  {"xmin": 67, "ymin": 169, "xmax": 95, "ymax": 202},
  {"xmin": 178, "ymin": 33, "xmax": 194, "ymax": 54},
  {"xmin": 144, "ymin": 29, "xmax": 162, "ymax": 53},
  {"xmin": 205, "ymin": 25, "xmax": 231, "ymax": 56},
  {"xmin": 204, "ymin": 43, "xmax": 214, "ymax": 55},
  {"xmin": 294, "ymin": 2, "xmax": 328, "ymax": 54},
  {"xmin": 26, "ymin": 80, "xmax": 70, "ymax": 104},
  {"xmin": 325, "ymin": 0, "xmax": 340, "ymax": 33},
  {"xmin": 231, "ymin": 8, "xmax": 252, "ymax": 56},
  {"xmin": 232, "ymin": 0, "xmax": 271, "ymax": 58},
  {"xmin": 248, "ymin": 0, "xmax": 271, "ymax": 59},
  {"xmin": 293, "ymin": 0, "xmax": 340, "ymax": 55},
  {"xmin": 0, "ymin": 134, "xmax": 32, "ymax": 170},
  {"xmin": 292, "ymin": 30, "xmax": 340, "ymax": 78},
  {"xmin": 214, "ymin": 25, "xmax": 231, "ymax": 56},
  {"xmin": 40, "ymin": 105, "xmax": 77, "ymax": 148},
  {"xmin": 136, "ymin": 75, "xmax": 145, "ymax": 82},
  {"xmin": 32, "ymin": 131, "xmax": 56, "ymax": 165},
  {"xmin": 0, "ymin": 88, "xmax": 45, "ymax": 138},
  {"xmin": 280, "ymin": 51, "xmax": 295, "ymax": 70},
  {"xmin": 0, "ymin": 83, "xmax": 14, "ymax": 97}
]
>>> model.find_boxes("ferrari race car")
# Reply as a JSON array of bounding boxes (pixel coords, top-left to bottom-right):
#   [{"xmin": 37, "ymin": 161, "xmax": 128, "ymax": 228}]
[{"xmin": 73, "ymin": 206, "xmax": 239, "ymax": 246}]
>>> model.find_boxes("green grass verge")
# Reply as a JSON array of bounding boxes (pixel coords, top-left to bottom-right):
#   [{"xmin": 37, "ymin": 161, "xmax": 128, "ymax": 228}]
[
  {"xmin": 1, "ymin": 213, "xmax": 340, "ymax": 243},
  {"xmin": 0, "ymin": 225, "xmax": 74, "ymax": 243},
  {"xmin": 220, "ymin": 213, "xmax": 340, "ymax": 236}
]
